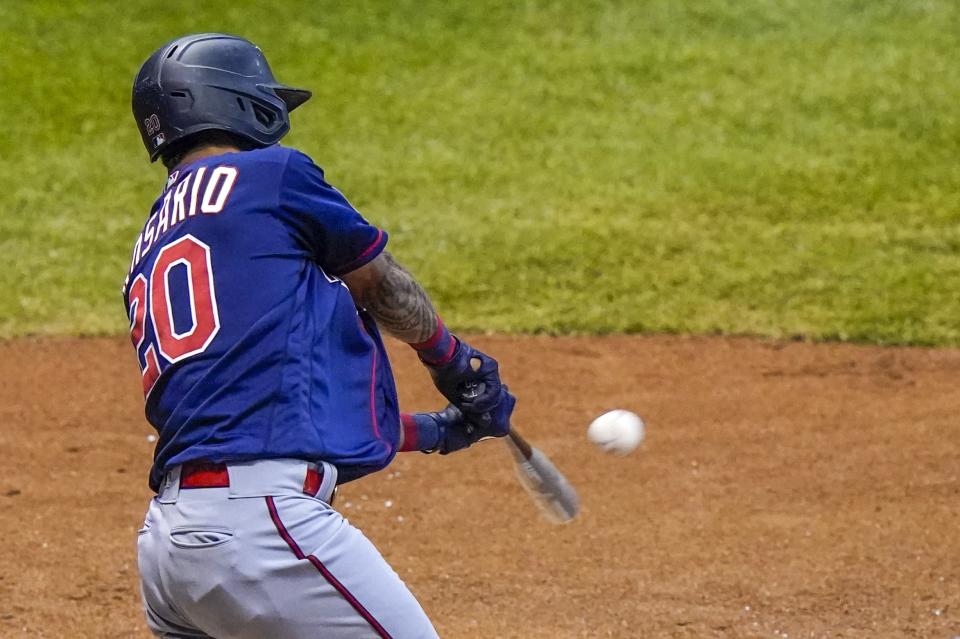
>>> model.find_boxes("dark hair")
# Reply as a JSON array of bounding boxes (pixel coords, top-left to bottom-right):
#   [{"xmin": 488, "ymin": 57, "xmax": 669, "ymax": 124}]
[{"xmin": 161, "ymin": 130, "xmax": 258, "ymax": 170}]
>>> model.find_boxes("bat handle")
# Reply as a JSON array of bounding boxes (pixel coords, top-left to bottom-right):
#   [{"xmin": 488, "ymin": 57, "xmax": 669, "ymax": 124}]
[
  {"xmin": 460, "ymin": 381, "xmax": 492, "ymax": 431},
  {"xmin": 463, "ymin": 382, "xmax": 525, "ymax": 454},
  {"xmin": 507, "ymin": 427, "xmax": 533, "ymax": 459}
]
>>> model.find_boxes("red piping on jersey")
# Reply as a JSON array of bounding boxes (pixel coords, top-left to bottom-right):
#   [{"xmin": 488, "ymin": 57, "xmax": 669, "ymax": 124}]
[
  {"xmin": 353, "ymin": 228, "xmax": 385, "ymax": 265},
  {"xmin": 369, "ymin": 339, "xmax": 381, "ymax": 440},
  {"xmin": 332, "ymin": 228, "xmax": 385, "ymax": 275},
  {"xmin": 265, "ymin": 496, "xmax": 393, "ymax": 639},
  {"xmin": 357, "ymin": 317, "xmax": 384, "ymax": 444}
]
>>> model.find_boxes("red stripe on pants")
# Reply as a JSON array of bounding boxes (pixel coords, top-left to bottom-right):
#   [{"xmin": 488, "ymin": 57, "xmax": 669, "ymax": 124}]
[{"xmin": 264, "ymin": 496, "xmax": 393, "ymax": 639}]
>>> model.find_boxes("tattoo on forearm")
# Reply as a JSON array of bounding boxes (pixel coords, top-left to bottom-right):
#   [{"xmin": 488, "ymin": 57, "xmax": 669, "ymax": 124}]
[{"xmin": 361, "ymin": 252, "xmax": 438, "ymax": 343}]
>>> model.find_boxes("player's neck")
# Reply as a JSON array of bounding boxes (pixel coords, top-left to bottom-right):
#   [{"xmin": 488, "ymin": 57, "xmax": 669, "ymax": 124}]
[{"xmin": 171, "ymin": 144, "xmax": 242, "ymax": 174}]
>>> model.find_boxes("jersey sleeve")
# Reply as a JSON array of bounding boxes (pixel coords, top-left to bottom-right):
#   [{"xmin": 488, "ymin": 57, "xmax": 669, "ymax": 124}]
[{"xmin": 278, "ymin": 149, "xmax": 388, "ymax": 275}]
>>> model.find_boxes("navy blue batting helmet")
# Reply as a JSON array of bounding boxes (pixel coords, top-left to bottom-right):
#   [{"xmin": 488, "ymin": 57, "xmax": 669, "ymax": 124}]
[{"xmin": 132, "ymin": 33, "xmax": 311, "ymax": 161}]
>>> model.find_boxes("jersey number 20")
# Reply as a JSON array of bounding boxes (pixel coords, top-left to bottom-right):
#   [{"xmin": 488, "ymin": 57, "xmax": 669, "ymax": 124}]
[{"xmin": 128, "ymin": 235, "xmax": 220, "ymax": 397}]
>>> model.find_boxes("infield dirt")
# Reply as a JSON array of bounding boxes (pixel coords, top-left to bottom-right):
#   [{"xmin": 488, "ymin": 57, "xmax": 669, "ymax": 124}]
[{"xmin": 1, "ymin": 335, "xmax": 957, "ymax": 638}]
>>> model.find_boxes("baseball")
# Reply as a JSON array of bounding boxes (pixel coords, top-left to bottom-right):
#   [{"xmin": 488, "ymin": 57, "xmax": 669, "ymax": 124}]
[{"xmin": 587, "ymin": 409, "xmax": 645, "ymax": 455}]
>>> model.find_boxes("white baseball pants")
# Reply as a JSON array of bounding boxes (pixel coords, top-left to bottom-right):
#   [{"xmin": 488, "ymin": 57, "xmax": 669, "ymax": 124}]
[{"xmin": 137, "ymin": 459, "xmax": 439, "ymax": 639}]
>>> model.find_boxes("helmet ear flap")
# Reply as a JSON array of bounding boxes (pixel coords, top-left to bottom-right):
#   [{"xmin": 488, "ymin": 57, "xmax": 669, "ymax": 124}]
[{"xmin": 251, "ymin": 102, "xmax": 280, "ymax": 128}]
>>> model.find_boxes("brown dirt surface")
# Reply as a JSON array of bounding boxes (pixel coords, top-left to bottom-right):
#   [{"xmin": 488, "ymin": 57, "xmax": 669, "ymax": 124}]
[{"xmin": 1, "ymin": 335, "xmax": 958, "ymax": 638}]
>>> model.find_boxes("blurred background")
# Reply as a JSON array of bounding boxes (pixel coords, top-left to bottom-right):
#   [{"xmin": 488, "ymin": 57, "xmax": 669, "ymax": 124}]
[{"xmin": 2, "ymin": 0, "xmax": 959, "ymax": 344}]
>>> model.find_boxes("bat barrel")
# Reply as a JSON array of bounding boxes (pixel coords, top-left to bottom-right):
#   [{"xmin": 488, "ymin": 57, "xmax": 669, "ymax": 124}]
[{"xmin": 506, "ymin": 436, "xmax": 579, "ymax": 524}]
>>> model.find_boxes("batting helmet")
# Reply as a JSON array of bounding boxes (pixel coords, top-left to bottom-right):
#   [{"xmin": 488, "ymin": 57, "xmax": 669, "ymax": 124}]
[{"xmin": 132, "ymin": 33, "xmax": 312, "ymax": 162}]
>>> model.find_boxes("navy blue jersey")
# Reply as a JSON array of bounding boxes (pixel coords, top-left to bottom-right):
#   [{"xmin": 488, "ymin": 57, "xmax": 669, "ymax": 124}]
[{"xmin": 122, "ymin": 145, "xmax": 399, "ymax": 491}]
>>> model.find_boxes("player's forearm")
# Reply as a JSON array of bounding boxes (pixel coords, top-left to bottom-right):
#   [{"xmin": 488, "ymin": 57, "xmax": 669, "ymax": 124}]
[
  {"xmin": 347, "ymin": 251, "xmax": 440, "ymax": 344},
  {"xmin": 343, "ymin": 250, "xmax": 457, "ymax": 364}
]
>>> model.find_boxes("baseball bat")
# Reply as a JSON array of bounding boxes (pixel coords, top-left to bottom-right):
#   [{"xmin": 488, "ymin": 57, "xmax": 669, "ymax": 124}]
[
  {"xmin": 504, "ymin": 427, "xmax": 580, "ymax": 524},
  {"xmin": 461, "ymin": 376, "xmax": 579, "ymax": 524}
]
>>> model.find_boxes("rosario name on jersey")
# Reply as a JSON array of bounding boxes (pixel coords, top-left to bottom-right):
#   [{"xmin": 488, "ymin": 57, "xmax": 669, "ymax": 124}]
[{"xmin": 122, "ymin": 145, "xmax": 399, "ymax": 491}]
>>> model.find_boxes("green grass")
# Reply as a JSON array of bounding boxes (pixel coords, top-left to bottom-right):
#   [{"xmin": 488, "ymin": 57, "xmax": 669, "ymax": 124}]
[{"xmin": 2, "ymin": 0, "xmax": 960, "ymax": 344}]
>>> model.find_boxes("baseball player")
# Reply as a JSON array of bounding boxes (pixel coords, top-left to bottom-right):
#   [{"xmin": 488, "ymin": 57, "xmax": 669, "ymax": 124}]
[{"xmin": 123, "ymin": 33, "xmax": 516, "ymax": 639}]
